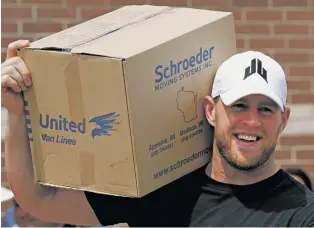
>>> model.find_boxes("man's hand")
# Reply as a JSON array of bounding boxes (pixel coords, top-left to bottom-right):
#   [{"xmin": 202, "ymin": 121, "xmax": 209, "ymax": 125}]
[{"xmin": 1, "ymin": 40, "xmax": 31, "ymax": 114}]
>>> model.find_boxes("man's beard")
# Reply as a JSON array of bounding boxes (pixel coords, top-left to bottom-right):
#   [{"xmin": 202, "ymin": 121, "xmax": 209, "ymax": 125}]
[
  {"xmin": 215, "ymin": 125, "xmax": 281, "ymax": 172},
  {"xmin": 216, "ymin": 139, "xmax": 276, "ymax": 172}
]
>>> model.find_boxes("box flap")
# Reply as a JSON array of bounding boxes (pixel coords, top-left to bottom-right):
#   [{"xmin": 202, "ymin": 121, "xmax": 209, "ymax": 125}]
[
  {"xmin": 72, "ymin": 8, "xmax": 232, "ymax": 59},
  {"xmin": 28, "ymin": 5, "xmax": 171, "ymax": 51}
]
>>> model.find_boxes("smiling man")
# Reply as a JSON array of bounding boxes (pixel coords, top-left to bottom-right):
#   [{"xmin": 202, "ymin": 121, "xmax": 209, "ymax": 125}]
[
  {"xmin": 204, "ymin": 51, "xmax": 289, "ymax": 183},
  {"xmin": 2, "ymin": 41, "xmax": 314, "ymax": 227},
  {"xmin": 195, "ymin": 51, "xmax": 314, "ymax": 226}
]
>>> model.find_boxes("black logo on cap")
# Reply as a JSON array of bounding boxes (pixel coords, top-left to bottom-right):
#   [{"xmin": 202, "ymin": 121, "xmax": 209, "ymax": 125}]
[{"xmin": 244, "ymin": 58, "xmax": 268, "ymax": 83}]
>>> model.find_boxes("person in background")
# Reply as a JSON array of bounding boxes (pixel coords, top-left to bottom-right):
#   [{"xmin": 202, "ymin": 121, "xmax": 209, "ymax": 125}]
[
  {"xmin": 285, "ymin": 168, "xmax": 313, "ymax": 191},
  {"xmin": 1, "ymin": 186, "xmax": 16, "ymax": 227}
]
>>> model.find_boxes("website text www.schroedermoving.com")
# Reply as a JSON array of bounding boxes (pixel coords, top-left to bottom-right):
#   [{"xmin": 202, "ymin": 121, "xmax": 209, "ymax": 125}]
[{"xmin": 153, "ymin": 147, "xmax": 210, "ymax": 179}]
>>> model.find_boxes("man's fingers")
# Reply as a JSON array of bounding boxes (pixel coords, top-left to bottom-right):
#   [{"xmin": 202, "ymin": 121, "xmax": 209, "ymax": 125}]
[
  {"xmin": 6, "ymin": 40, "xmax": 30, "ymax": 60},
  {"xmin": 2, "ymin": 65, "xmax": 27, "ymax": 91},
  {"xmin": 1, "ymin": 74, "xmax": 22, "ymax": 93},
  {"xmin": 3, "ymin": 57, "xmax": 32, "ymax": 87}
]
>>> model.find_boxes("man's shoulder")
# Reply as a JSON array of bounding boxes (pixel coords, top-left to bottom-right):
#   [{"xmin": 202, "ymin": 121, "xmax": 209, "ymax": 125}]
[
  {"xmin": 284, "ymin": 178, "xmax": 314, "ymax": 226},
  {"xmin": 286, "ymin": 175, "xmax": 314, "ymax": 202},
  {"xmin": 289, "ymin": 200, "xmax": 314, "ymax": 227}
]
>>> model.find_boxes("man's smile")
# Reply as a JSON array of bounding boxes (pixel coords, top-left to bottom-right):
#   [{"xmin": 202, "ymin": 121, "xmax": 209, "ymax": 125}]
[{"xmin": 232, "ymin": 133, "xmax": 263, "ymax": 147}]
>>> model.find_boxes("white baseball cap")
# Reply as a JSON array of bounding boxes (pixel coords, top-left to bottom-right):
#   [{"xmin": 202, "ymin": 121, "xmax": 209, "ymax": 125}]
[{"xmin": 211, "ymin": 51, "xmax": 287, "ymax": 112}]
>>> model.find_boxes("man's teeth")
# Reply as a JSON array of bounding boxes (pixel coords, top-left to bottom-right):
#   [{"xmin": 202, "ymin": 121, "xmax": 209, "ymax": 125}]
[{"xmin": 237, "ymin": 134, "xmax": 257, "ymax": 142}]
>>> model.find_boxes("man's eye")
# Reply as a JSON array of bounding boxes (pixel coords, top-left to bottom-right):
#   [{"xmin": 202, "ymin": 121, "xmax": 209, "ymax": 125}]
[
  {"xmin": 259, "ymin": 107, "xmax": 273, "ymax": 114},
  {"xmin": 231, "ymin": 103, "xmax": 247, "ymax": 111}
]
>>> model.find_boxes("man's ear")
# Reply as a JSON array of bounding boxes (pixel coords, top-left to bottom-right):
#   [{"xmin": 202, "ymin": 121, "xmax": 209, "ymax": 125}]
[
  {"xmin": 280, "ymin": 106, "xmax": 291, "ymax": 133},
  {"xmin": 204, "ymin": 96, "xmax": 216, "ymax": 127}
]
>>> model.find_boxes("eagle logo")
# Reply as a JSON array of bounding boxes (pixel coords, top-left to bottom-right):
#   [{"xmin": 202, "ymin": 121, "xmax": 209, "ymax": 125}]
[{"xmin": 89, "ymin": 112, "xmax": 120, "ymax": 139}]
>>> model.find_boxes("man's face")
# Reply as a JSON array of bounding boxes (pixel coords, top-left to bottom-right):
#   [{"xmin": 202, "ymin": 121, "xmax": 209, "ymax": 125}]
[{"xmin": 213, "ymin": 94, "xmax": 289, "ymax": 171}]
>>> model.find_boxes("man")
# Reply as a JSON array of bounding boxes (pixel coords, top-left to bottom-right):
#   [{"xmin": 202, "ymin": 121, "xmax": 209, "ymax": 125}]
[{"xmin": 2, "ymin": 40, "xmax": 314, "ymax": 227}]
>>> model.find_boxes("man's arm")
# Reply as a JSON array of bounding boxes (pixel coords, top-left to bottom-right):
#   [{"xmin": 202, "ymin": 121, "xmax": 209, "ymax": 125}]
[{"xmin": 5, "ymin": 104, "xmax": 101, "ymax": 226}]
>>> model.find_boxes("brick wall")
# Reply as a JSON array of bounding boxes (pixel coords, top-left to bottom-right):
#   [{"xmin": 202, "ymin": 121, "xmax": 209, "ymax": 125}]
[{"xmin": 2, "ymin": 0, "xmax": 314, "ymax": 188}]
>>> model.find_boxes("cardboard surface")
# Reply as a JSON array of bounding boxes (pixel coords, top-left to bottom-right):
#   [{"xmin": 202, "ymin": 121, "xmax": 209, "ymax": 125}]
[{"xmin": 19, "ymin": 5, "xmax": 237, "ymax": 197}]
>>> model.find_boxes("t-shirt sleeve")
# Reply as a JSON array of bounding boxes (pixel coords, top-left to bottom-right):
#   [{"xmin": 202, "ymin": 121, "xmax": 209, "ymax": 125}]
[
  {"xmin": 84, "ymin": 191, "xmax": 141, "ymax": 226},
  {"xmin": 290, "ymin": 202, "xmax": 314, "ymax": 227},
  {"xmin": 304, "ymin": 203, "xmax": 314, "ymax": 227}
]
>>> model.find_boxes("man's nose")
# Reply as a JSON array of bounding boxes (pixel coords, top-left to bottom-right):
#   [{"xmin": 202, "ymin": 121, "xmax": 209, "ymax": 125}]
[{"xmin": 243, "ymin": 109, "xmax": 262, "ymax": 128}]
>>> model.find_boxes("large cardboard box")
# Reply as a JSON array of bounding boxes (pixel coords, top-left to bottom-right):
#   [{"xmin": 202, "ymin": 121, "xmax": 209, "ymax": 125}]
[{"xmin": 19, "ymin": 5, "xmax": 237, "ymax": 197}]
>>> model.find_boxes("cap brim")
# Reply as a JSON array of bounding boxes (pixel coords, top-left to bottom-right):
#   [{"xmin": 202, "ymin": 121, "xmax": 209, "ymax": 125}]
[{"xmin": 220, "ymin": 83, "xmax": 284, "ymax": 112}]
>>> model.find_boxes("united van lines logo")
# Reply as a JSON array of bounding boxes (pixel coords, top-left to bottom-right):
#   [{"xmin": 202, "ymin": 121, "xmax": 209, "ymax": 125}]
[
  {"xmin": 38, "ymin": 112, "xmax": 121, "ymax": 140},
  {"xmin": 89, "ymin": 112, "xmax": 120, "ymax": 138},
  {"xmin": 244, "ymin": 58, "xmax": 268, "ymax": 83}
]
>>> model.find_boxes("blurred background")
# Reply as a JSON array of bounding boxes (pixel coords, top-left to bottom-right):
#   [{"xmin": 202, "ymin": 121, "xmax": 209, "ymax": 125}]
[{"xmin": 1, "ymin": 0, "xmax": 314, "ymax": 226}]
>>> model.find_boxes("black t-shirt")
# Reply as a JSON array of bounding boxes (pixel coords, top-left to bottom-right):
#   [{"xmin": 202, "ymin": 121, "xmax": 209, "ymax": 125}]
[{"xmin": 85, "ymin": 167, "xmax": 314, "ymax": 227}]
